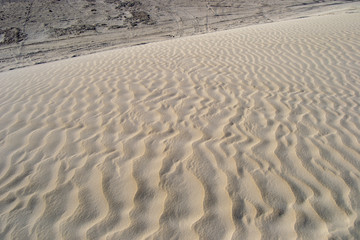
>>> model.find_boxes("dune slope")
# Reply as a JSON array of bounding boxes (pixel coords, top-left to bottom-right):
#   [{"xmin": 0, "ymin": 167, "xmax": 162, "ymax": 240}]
[{"xmin": 0, "ymin": 8, "xmax": 360, "ymax": 240}]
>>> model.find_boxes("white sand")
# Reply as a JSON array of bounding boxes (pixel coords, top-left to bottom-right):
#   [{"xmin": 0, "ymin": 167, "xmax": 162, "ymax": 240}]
[{"xmin": 0, "ymin": 6, "xmax": 360, "ymax": 240}]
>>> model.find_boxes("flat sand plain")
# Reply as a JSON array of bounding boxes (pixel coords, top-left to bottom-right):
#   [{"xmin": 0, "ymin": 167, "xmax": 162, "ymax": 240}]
[{"xmin": 0, "ymin": 5, "xmax": 360, "ymax": 240}]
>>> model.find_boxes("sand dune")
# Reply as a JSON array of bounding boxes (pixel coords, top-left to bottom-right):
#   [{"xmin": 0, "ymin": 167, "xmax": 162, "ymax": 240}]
[
  {"xmin": 0, "ymin": 6, "xmax": 360, "ymax": 239},
  {"xmin": 0, "ymin": 0, "xmax": 356, "ymax": 72}
]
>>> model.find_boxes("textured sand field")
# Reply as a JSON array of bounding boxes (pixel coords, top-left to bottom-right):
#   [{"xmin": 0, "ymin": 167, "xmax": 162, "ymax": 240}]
[{"xmin": 0, "ymin": 7, "xmax": 360, "ymax": 240}]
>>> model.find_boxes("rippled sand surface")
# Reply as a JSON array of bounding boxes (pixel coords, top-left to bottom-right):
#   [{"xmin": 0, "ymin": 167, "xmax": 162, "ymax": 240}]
[{"xmin": 0, "ymin": 8, "xmax": 359, "ymax": 239}]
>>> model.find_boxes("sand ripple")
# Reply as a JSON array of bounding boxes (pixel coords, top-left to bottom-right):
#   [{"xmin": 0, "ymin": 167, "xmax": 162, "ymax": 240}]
[{"xmin": 0, "ymin": 10, "xmax": 360, "ymax": 239}]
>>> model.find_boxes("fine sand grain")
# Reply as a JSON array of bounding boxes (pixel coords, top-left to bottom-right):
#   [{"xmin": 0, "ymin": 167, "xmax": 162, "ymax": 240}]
[{"xmin": 0, "ymin": 7, "xmax": 360, "ymax": 240}]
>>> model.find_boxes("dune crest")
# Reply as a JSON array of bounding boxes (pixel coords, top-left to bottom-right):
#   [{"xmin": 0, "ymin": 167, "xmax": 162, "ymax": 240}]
[{"xmin": 0, "ymin": 7, "xmax": 360, "ymax": 239}]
